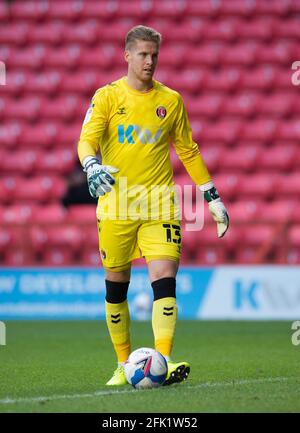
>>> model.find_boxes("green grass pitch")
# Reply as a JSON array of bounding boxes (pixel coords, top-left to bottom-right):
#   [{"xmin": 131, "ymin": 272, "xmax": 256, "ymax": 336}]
[{"xmin": 0, "ymin": 320, "xmax": 299, "ymax": 413}]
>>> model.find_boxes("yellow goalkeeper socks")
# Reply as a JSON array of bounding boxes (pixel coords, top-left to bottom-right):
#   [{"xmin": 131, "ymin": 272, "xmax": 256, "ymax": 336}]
[
  {"xmin": 105, "ymin": 299, "xmax": 131, "ymax": 363},
  {"xmin": 152, "ymin": 297, "xmax": 177, "ymax": 358}
]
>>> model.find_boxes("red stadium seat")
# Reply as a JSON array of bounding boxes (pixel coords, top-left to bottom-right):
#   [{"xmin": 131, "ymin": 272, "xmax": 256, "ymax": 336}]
[
  {"xmin": 274, "ymin": 19, "xmax": 300, "ymax": 38},
  {"xmin": 291, "ymin": 203, "xmax": 300, "ymax": 224},
  {"xmin": 259, "ymin": 200, "xmax": 296, "ymax": 223},
  {"xmin": 0, "ymin": 227, "xmax": 21, "ymax": 253},
  {"xmin": 60, "ymin": 70, "xmax": 98, "ymax": 95},
  {"xmin": 196, "ymin": 247, "xmax": 227, "ymax": 265},
  {"xmin": 46, "ymin": 225, "xmax": 82, "ymax": 251},
  {"xmin": 63, "ymin": 21, "xmax": 99, "ymax": 46},
  {"xmin": 27, "ymin": 22, "xmax": 64, "ymax": 45},
  {"xmin": 204, "ymin": 67, "xmax": 242, "ymax": 91},
  {"xmin": 240, "ymin": 119, "xmax": 277, "ymax": 141},
  {"xmin": 79, "ymin": 1, "xmax": 117, "ymax": 19},
  {"xmin": 276, "ymin": 173, "xmax": 300, "ymax": 196},
  {"xmin": 222, "ymin": 145, "xmax": 260, "ymax": 172},
  {"xmin": 186, "ymin": 1, "xmax": 222, "ymax": 17},
  {"xmin": 165, "ymin": 19, "xmax": 206, "ymax": 43},
  {"xmin": 25, "ymin": 71, "xmax": 62, "ymax": 96},
  {"xmin": 240, "ymin": 66, "xmax": 275, "ymax": 90},
  {"xmin": 152, "ymin": 0, "xmax": 187, "ymax": 19},
  {"xmin": 203, "ymin": 19, "xmax": 237, "ymax": 41},
  {"xmin": 213, "ymin": 173, "xmax": 242, "ymax": 201},
  {"xmin": 185, "ymin": 43, "xmax": 224, "ymax": 67},
  {"xmin": 31, "ymin": 205, "xmax": 67, "ymax": 224},
  {"xmin": 235, "ymin": 247, "xmax": 259, "ymax": 264},
  {"xmin": 0, "ymin": 2, "xmax": 9, "ymax": 21},
  {"xmin": 43, "ymin": 247, "xmax": 74, "ymax": 266},
  {"xmin": 218, "ymin": 0, "xmax": 256, "ymax": 16},
  {"xmin": 4, "ymin": 249, "xmax": 29, "ymax": 266},
  {"xmin": 166, "ymin": 69, "xmax": 207, "ymax": 94},
  {"xmin": 3, "ymin": 97, "xmax": 41, "ymax": 122},
  {"xmin": 256, "ymin": 41, "xmax": 294, "ymax": 65},
  {"xmin": 81, "ymin": 226, "xmax": 99, "ymax": 248},
  {"xmin": 243, "ymin": 225, "xmax": 275, "ymax": 246},
  {"xmin": 35, "ymin": 149, "xmax": 76, "ymax": 174},
  {"xmin": 258, "ymin": 93, "xmax": 295, "ymax": 117},
  {"xmin": 99, "ymin": 20, "xmax": 136, "ymax": 43},
  {"xmin": 19, "ymin": 123, "xmax": 58, "ymax": 147},
  {"xmin": 201, "ymin": 146, "xmax": 222, "ymax": 173},
  {"xmin": 200, "ymin": 120, "xmax": 241, "ymax": 144},
  {"xmin": 229, "ymin": 200, "xmax": 262, "ymax": 223},
  {"xmin": 81, "ymin": 248, "xmax": 101, "ymax": 266},
  {"xmin": 14, "ymin": 176, "xmax": 66, "ymax": 203},
  {"xmin": 255, "ymin": 0, "xmax": 291, "ymax": 16},
  {"xmin": 288, "ymin": 226, "xmax": 300, "ymax": 247},
  {"xmin": 258, "ymin": 145, "xmax": 296, "ymax": 171},
  {"xmin": 236, "ymin": 18, "xmax": 273, "ymax": 40},
  {"xmin": 187, "ymin": 94, "xmax": 223, "ymax": 119},
  {"xmin": 46, "ymin": 1, "xmax": 83, "ymax": 21},
  {"xmin": 222, "ymin": 43, "xmax": 258, "ymax": 66},
  {"xmin": 276, "ymin": 120, "xmax": 300, "ymax": 140},
  {"xmin": 10, "ymin": 1, "xmax": 48, "ymax": 21},
  {"xmin": 0, "ymin": 70, "xmax": 27, "ymax": 97},
  {"xmin": 0, "ymin": 23, "xmax": 29, "ymax": 47},
  {"xmin": 2, "ymin": 150, "xmax": 39, "ymax": 175},
  {"xmin": 55, "ymin": 123, "xmax": 82, "ymax": 146},
  {"xmin": 67, "ymin": 205, "xmax": 97, "ymax": 224},
  {"xmin": 8, "ymin": 46, "xmax": 45, "ymax": 70},
  {"xmin": 39, "ymin": 96, "xmax": 80, "ymax": 121},
  {"xmin": 43, "ymin": 45, "xmax": 82, "ymax": 70},
  {"xmin": 115, "ymin": 1, "xmax": 153, "ymax": 19},
  {"xmin": 0, "ymin": 205, "xmax": 36, "ymax": 224},
  {"xmin": 239, "ymin": 174, "xmax": 275, "ymax": 199},
  {"xmin": 158, "ymin": 44, "xmax": 189, "ymax": 69},
  {"xmin": 222, "ymin": 93, "xmax": 258, "ymax": 118}
]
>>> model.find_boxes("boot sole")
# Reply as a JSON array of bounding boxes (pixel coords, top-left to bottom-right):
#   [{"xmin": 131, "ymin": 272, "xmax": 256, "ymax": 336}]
[{"xmin": 163, "ymin": 364, "xmax": 190, "ymax": 386}]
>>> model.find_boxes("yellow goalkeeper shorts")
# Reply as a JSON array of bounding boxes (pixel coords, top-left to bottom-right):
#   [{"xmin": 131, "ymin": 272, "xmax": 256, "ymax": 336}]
[{"xmin": 97, "ymin": 219, "xmax": 182, "ymax": 271}]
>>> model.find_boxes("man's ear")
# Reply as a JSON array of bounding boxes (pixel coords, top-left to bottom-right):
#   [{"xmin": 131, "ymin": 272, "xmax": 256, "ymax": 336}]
[{"xmin": 124, "ymin": 50, "xmax": 130, "ymax": 64}]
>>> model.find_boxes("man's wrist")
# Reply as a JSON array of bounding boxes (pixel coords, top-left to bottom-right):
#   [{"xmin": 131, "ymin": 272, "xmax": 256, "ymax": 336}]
[
  {"xmin": 82, "ymin": 156, "xmax": 100, "ymax": 172},
  {"xmin": 199, "ymin": 181, "xmax": 220, "ymax": 203}
]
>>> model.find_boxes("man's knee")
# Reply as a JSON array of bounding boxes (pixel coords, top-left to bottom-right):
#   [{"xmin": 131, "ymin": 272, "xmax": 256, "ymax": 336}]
[
  {"xmin": 147, "ymin": 259, "xmax": 178, "ymax": 283},
  {"xmin": 105, "ymin": 266, "xmax": 131, "ymax": 283}
]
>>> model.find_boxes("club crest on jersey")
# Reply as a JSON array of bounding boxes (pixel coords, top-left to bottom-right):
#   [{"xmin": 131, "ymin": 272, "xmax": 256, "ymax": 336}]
[{"xmin": 156, "ymin": 106, "xmax": 167, "ymax": 119}]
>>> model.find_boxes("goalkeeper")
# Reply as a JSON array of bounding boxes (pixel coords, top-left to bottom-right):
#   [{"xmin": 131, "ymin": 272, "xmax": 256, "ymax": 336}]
[{"xmin": 78, "ymin": 25, "xmax": 229, "ymax": 386}]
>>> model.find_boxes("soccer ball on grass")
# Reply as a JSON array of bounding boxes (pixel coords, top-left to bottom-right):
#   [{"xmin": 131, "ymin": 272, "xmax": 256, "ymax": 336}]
[{"xmin": 124, "ymin": 347, "xmax": 168, "ymax": 389}]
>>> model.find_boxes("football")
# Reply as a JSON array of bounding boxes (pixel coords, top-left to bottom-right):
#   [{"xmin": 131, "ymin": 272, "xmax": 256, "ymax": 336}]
[{"xmin": 124, "ymin": 347, "xmax": 168, "ymax": 389}]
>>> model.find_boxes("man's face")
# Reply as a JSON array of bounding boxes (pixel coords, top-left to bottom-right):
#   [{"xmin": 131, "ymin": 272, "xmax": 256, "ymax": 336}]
[{"xmin": 125, "ymin": 40, "xmax": 159, "ymax": 82}]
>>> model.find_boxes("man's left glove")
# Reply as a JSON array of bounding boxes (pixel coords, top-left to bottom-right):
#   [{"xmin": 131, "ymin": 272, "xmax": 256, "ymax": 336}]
[
  {"xmin": 83, "ymin": 156, "xmax": 119, "ymax": 198},
  {"xmin": 200, "ymin": 181, "xmax": 229, "ymax": 238}
]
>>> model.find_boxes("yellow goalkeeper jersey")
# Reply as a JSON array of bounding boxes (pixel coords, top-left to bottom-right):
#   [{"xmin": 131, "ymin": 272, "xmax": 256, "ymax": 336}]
[{"xmin": 78, "ymin": 77, "xmax": 211, "ymax": 220}]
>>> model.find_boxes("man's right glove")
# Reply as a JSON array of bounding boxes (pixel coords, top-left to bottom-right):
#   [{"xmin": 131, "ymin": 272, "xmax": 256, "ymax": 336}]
[
  {"xmin": 200, "ymin": 181, "xmax": 229, "ymax": 238},
  {"xmin": 83, "ymin": 157, "xmax": 119, "ymax": 198}
]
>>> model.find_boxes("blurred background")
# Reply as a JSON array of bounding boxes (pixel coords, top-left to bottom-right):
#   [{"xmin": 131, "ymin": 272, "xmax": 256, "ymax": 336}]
[{"xmin": 0, "ymin": 0, "xmax": 300, "ymax": 320}]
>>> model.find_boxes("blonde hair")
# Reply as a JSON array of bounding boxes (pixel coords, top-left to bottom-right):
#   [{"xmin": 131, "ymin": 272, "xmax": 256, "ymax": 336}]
[{"xmin": 125, "ymin": 25, "xmax": 162, "ymax": 50}]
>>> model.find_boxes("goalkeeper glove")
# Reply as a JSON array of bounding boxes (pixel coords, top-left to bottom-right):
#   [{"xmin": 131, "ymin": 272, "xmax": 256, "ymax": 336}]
[
  {"xmin": 83, "ymin": 157, "xmax": 119, "ymax": 198},
  {"xmin": 200, "ymin": 181, "xmax": 229, "ymax": 238}
]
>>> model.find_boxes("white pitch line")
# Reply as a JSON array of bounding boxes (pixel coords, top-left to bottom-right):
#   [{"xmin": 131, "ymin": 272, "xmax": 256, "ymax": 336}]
[{"xmin": 0, "ymin": 376, "xmax": 293, "ymax": 406}]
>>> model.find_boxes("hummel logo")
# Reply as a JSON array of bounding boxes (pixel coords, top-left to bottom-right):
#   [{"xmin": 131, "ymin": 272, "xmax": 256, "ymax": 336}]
[
  {"xmin": 117, "ymin": 107, "xmax": 126, "ymax": 115},
  {"xmin": 111, "ymin": 313, "xmax": 121, "ymax": 324},
  {"xmin": 163, "ymin": 306, "xmax": 174, "ymax": 317}
]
